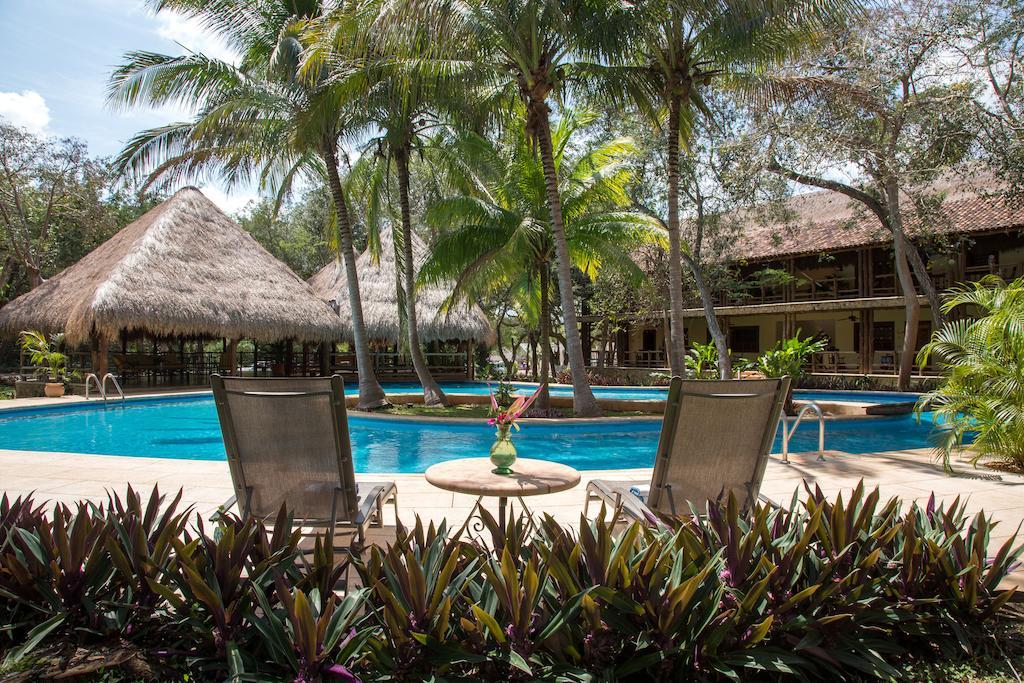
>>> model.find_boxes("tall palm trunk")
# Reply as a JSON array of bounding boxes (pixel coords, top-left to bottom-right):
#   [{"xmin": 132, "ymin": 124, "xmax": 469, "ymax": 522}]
[
  {"xmin": 536, "ymin": 262, "xmax": 552, "ymax": 410},
  {"xmin": 395, "ymin": 146, "xmax": 448, "ymax": 406},
  {"xmin": 667, "ymin": 94, "xmax": 731, "ymax": 379},
  {"xmin": 885, "ymin": 179, "xmax": 920, "ymax": 391},
  {"xmin": 665, "ymin": 95, "xmax": 688, "ymax": 375},
  {"xmin": 533, "ymin": 107, "xmax": 601, "ymax": 417},
  {"xmin": 322, "ymin": 142, "xmax": 389, "ymax": 409}
]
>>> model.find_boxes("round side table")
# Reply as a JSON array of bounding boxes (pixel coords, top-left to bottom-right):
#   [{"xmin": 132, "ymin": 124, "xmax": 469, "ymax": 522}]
[{"xmin": 425, "ymin": 457, "xmax": 581, "ymax": 528}]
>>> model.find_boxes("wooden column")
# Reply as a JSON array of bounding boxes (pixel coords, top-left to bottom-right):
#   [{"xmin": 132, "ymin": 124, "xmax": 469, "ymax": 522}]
[
  {"xmin": 226, "ymin": 339, "xmax": 239, "ymax": 376},
  {"xmin": 301, "ymin": 343, "xmax": 310, "ymax": 377},
  {"xmin": 859, "ymin": 309, "xmax": 873, "ymax": 374},
  {"xmin": 319, "ymin": 343, "xmax": 331, "ymax": 376},
  {"xmin": 285, "ymin": 340, "xmax": 294, "ymax": 377},
  {"xmin": 467, "ymin": 340, "xmax": 475, "ymax": 380},
  {"xmin": 96, "ymin": 336, "xmax": 110, "ymax": 378}
]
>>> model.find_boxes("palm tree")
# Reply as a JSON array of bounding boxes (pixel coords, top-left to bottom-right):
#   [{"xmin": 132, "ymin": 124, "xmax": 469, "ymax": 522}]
[
  {"xmin": 918, "ymin": 275, "xmax": 1024, "ymax": 470},
  {"xmin": 314, "ymin": 11, "xmax": 465, "ymax": 407},
  {"xmin": 107, "ymin": 0, "xmax": 391, "ymax": 409},
  {"xmin": 419, "ymin": 112, "xmax": 663, "ymax": 409},
  {"xmin": 626, "ymin": 0, "xmax": 858, "ymax": 377},
  {"xmin": 411, "ymin": 0, "xmax": 636, "ymax": 416}
]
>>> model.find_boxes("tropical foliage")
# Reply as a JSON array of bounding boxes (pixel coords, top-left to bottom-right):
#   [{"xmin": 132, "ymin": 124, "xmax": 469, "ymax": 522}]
[
  {"xmin": 1, "ymin": 485, "xmax": 1019, "ymax": 680},
  {"xmin": 748, "ymin": 332, "xmax": 827, "ymax": 380},
  {"xmin": 917, "ymin": 275, "xmax": 1024, "ymax": 470},
  {"xmin": 18, "ymin": 331, "xmax": 74, "ymax": 383},
  {"xmin": 685, "ymin": 340, "xmax": 721, "ymax": 378},
  {"xmin": 420, "ymin": 113, "xmax": 663, "ymax": 406}
]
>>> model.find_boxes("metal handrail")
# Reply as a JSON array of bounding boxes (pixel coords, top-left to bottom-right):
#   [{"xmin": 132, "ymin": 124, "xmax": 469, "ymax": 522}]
[
  {"xmin": 84, "ymin": 373, "xmax": 104, "ymax": 400},
  {"xmin": 101, "ymin": 373, "xmax": 125, "ymax": 403},
  {"xmin": 780, "ymin": 401, "xmax": 826, "ymax": 464}
]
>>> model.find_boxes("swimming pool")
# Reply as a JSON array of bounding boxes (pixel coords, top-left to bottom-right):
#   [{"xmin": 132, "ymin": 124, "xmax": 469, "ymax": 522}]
[
  {"xmin": 377, "ymin": 382, "xmax": 920, "ymax": 405},
  {"xmin": 0, "ymin": 394, "xmax": 943, "ymax": 472}
]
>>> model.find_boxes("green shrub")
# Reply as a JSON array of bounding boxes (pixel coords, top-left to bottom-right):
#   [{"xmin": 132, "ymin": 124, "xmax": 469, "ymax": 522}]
[
  {"xmin": 917, "ymin": 275, "xmax": 1024, "ymax": 470},
  {"xmin": 685, "ymin": 341, "xmax": 721, "ymax": 378},
  {"xmin": 0, "ymin": 485, "xmax": 1021, "ymax": 681},
  {"xmin": 746, "ymin": 331, "xmax": 826, "ymax": 380}
]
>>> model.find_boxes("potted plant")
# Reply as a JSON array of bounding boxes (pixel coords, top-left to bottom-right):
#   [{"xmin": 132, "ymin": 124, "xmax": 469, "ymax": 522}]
[{"xmin": 20, "ymin": 330, "xmax": 76, "ymax": 397}]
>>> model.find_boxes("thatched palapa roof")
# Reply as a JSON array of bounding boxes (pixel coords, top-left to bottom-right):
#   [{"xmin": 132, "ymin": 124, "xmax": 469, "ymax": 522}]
[
  {"xmin": 0, "ymin": 188, "xmax": 344, "ymax": 344},
  {"xmin": 308, "ymin": 227, "xmax": 494, "ymax": 344}
]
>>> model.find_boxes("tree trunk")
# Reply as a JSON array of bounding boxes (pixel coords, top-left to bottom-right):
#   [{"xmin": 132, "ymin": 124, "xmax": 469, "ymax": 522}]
[
  {"xmin": 885, "ymin": 180, "xmax": 920, "ymax": 391},
  {"xmin": 536, "ymin": 263, "xmax": 552, "ymax": 410},
  {"xmin": 682, "ymin": 253, "xmax": 731, "ymax": 379},
  {"xmin": 25, "ymin": 264, "xmax": 42, "ymax": 290},
  {"xmin": 322, "ymin": 142, "xmax": 389, "ymax": 409},
  {"xmin": 665, "ymin": 94, "xmax": 688, "ymax": 376},
  {"xmin": 533, "ymin": 108, "xmax": 601, "ymax": 416},
  {"xmin": 0, "ymin": 255, "xmax": 15, "ymax": 301},
  {"xmin": 396, "ymin": 147, "xmax": 448, "ymax": 406},
  {"xmin": 530, "ymin": 335, "xmax": 538, "ymax": 381},
  {"xmin": 904, "ymin": 239, "xmax": 945, "ymax": 329}
]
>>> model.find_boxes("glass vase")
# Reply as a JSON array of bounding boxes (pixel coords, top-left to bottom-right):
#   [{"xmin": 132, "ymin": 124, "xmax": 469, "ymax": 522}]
[{"xmin": 489, "ymin": 424, "xmax": 517, "ymax": 475}]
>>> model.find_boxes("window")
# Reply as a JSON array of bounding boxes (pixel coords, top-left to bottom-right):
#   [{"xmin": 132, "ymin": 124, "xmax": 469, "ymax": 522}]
[
  {"xmin": 642, "ymin": 329, "xmax": 657, "ymax": 351},
  {"xmin": 872, "ymin": 322, "xmax": 895, "ymax": 351},
  {"xmin": 730, "ymin": 326, "xmax": 760, "ymax": 354}
]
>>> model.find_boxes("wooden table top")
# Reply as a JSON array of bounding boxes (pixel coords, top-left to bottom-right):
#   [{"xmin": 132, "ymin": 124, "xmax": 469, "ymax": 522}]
[{"xmin": 424, "ymin": 457, "xmax": 581, "ymax": 497}]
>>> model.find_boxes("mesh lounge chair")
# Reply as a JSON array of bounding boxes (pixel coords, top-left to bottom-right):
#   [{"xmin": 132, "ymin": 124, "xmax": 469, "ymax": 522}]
[
  {"xmin": 210, "ymin": 374, "xmax": 398, "ymax": 552},
  {"xmin": 584, "ymin": 376, "xmax": 790, "ymax": 521}
]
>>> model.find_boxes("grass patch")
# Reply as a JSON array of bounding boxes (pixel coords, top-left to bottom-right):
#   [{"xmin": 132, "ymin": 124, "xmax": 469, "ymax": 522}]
[
  {"xmin": 0, "ymin": 385, "xmax": 14, "ymax": 400},
  {"xmin": 360, "ymin": 403, "xmax": 649, "ymax": 418}
]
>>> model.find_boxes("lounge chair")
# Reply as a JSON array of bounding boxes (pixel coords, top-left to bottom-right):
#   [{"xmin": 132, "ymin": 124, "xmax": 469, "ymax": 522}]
[
  {"xmin": 210, "ymin": 374, "xmax": 398, "ymax": 554},
  {"xmin": 584, "ymin": 376, "xmax": 790, "ymax": 521}
]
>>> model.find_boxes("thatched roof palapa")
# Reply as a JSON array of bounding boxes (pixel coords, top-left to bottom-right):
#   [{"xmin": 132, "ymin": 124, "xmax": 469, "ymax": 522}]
[
  {"xmin": 0, "ymin": 187, "xmax": 344, "ymax": 344},
  {"xmin": 308, "ymin": 226, "xmax": 495, "ymax": 344}
]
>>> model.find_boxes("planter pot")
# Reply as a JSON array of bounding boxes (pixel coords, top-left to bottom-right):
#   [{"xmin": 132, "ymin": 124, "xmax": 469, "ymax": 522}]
[{"xmin": 44, "ymin": 382, "xmax": 65, "ymax": 398}]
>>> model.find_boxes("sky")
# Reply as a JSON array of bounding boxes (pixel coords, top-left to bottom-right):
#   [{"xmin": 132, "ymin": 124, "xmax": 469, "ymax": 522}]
[{"xmin": 0, "ymin": 0, "xmax": 258, "ymax": 213}]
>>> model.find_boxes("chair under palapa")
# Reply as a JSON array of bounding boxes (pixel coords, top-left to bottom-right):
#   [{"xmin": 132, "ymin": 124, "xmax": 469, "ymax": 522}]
[
  {"xmin": 210, "ymin": 374, "xmax": 398, "ymax": 556},
  {"xmin": 584, "ymin": 376, "xmax": 790, "ymax": 521}
]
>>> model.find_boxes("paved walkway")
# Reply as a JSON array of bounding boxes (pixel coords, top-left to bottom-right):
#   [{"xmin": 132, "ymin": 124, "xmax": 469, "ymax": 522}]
[{"xmin": 3, "ymin": 447, "xmax": 1023, "ymax": 582}]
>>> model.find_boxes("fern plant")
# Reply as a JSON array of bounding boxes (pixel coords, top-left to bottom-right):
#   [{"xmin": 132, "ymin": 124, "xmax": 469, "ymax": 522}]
[{"xmin": 917, "ymin": 275, "xmax": 1024, "ymax": 470}]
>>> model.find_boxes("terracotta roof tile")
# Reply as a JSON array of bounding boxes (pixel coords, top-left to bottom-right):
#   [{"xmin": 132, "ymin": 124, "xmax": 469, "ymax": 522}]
[{"xmin": 727, "ymin": 173, "xmax": 1024, "ymax": 262}]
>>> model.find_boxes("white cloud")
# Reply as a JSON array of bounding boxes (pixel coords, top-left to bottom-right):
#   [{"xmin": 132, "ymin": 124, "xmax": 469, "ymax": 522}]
[
  {"xmin": 0, "ymin": 90, "xmax": 51, "ymax": 134},
  {"xmin": 155, "ymin": 12, "xmax": 239, "ymax": 65}
]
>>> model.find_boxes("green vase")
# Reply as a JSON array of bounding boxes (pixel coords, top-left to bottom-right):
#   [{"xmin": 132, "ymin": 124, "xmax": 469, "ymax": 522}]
[{"xmin": 489, "ymin": 425, "xmax": 517, "ymax": 475}]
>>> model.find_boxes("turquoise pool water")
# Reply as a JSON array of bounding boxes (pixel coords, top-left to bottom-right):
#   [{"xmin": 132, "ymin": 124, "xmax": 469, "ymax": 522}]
[
  {"xmin": 375, "ymin": 382, "xmax": 920, "ymax": 405},
  {"xmin": 0, "ymin": 394, "xmax": 942, "ymax": 472}
]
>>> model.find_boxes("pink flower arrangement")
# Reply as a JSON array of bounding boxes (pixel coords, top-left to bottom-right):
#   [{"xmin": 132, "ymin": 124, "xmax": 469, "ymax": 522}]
[{"xmin": 488, "ymin": 383, "xmax": 546, "ymax": 428}]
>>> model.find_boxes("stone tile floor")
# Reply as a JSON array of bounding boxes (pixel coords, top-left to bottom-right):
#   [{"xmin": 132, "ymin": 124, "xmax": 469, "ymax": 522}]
[
  {"xmin": 3, "ymin": 390, "xmax": 1024, "ymax": 587},
  {"xmin": 3, "ymin": 447, "xmax": 1023, "ymax": 571}
]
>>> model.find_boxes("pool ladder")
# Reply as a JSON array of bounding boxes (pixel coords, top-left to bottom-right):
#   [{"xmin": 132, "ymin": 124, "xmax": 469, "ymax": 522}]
[
  {"xmin": 84, "ymin": 373, "xmax": 125, "ymax": 403},
  {"xmin": 779, "ymin": 401, "xmax": 826, "ymax": 464}
]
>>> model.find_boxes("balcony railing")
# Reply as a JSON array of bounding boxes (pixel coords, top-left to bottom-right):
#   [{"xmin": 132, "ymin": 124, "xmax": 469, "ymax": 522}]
[
  {"xmin": 964, "ymin": 264, "xmax": 1022, "ymax": 282},
  {"xmin": 588, "ymin": 349, "xmax": 667, "ymax": 369},
  {"xmin": 805, "ymin": 351, "xmax": 860, "ymax": 374},
  {"xmin": 328, "ymin": 352, "xmax": 467, "ymax": 376},
  {"xmin": 792, "ymin": 274, "xmax": 860, "ymax": 302}
]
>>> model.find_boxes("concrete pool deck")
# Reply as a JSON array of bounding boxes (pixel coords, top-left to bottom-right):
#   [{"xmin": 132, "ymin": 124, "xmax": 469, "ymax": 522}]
[{"xmin": 3, "ymin": 445, "xmax": 1024, "ymax": 588}]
